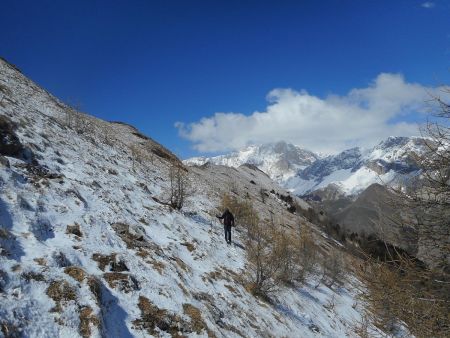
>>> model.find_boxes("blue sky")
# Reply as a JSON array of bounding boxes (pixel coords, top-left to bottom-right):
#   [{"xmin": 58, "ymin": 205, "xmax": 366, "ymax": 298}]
[{"xmin": 1, "ymin": 0, "xmax": 449, "ymax": 157}]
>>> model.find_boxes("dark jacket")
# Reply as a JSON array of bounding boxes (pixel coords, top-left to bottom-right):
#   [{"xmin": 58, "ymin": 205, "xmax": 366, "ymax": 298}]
[{"xmin": 217, "ymin": 209, "xmax": 235, "ymax": 227}]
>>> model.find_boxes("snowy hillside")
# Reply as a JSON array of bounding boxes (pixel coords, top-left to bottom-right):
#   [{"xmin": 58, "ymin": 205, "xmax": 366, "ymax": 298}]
[
  {"xmin": 184, "ymin": 141, "xmax": 317, "ymax": 184},
  {"xmin": 0, "ymin": 58, "xmax": 388, "ymax": 337}
]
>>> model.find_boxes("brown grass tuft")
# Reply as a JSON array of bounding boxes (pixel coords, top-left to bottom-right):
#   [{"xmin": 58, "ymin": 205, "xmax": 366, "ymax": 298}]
[
  {"xmin": 103, "ymin": 272, "xmax": 138, "ymax": 293},
  {"xmin": 66, "ymin": 223, "xmax": 83, "ymax": 237},
  {"xmin": 183, "ymin": 303, "xmax": 206, "ymax": 334},
  {"xmin": 46, "ymin": 280, "xmax": 77, "ymax": 312},
  {"xmin": 87, "ymin": 277, "xmax": 102, "ymax": 304},
  {"xmin": 64, "ymin": 266, "xmax": 86, "ymax": 283},
  {"xmin": 79, "ymin": 306, "xmax": 100, "ymax": 338},
  {"xmin": 181, "ymin": 242, "xmax": 196, "ymax": 252},
  {"xmin": 33, "ymin": 257, "xmax": 47, "ymax": 266},
  {"xmin": 92, "ymin": 253, "xmax": 116, "ymax": 271}
]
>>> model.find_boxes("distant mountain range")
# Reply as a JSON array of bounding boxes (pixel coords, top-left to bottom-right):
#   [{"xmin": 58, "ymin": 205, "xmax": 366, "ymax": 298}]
[
  {"xmin": 184, "ymin": 141, "xmax": 318, "ymax": 184},
  {"xmin": 185, "ymin": 137, "xmax": 428, "ymax": 197}
]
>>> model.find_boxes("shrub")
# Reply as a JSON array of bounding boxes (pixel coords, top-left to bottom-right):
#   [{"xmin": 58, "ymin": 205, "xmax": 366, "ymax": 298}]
[
  {"xmin": 220, "ymin": 193, "xmax": 255, "ymax": 228},
  {"xmin": 320, "ymin": 248, "xmax": 345, "ymax": 288},
  {"xmin": 168, "ymin": 161, "xmax": 190, "ymax": 210},
  {"xmin": 294, "ymin": 225, "xmax": 319, "ymax": 282},
  {"xmin": 358, "ymin": 255, "xmax": 450, "ymax": 337}
]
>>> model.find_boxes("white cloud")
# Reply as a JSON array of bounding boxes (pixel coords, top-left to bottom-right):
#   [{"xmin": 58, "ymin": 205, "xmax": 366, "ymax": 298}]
[
  {"xmin": 176, "ymin": 73, "xmax": 442, "ymax": 154},
  {"xmin": 421, "ymin": 1, "xmax": 435, "ymax": 8}
]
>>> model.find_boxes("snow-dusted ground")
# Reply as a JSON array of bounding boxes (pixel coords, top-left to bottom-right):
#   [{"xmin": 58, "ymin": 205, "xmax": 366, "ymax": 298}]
[{"xmin": 0, "ymin": 58, "xmax": 388, "ymax": 337}]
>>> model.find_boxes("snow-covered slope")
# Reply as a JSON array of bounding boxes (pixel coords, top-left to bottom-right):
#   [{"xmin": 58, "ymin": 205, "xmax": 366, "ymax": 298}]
[
  {"xmin": 184, "ymin": 141, "xmax": 317, "ymax": 184},
  {"xmin": 0, "ymin": 58, "xmax": 386, "ymax": 337},
  {"xmin": 287, "ymin": 137, "xmax": 427, "ymax": 196}
]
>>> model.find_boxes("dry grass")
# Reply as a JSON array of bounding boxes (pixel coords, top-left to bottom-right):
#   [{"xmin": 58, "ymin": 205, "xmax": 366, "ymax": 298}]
[
  {"xmin": 148, "ymin": 259, "xmax": 166, "ymax": 275},
  {"xmin": 181, "ymin": 241, "xmax": 196, "ymax": 252},
  {"xmin": 358, "ymin": 256, "xmax": 450, "ymax": 337},
  {"xmin": 133, "ymin": 296, "xmax": 185, "ymax": 336},
  {"xmin": 87, "ymin": 277, "xmax": 102, "ymax": 304},
  {"xmin": 66, "ymin": 223, "xmax": 83, "ymax": 237},
  {"xmin": 224, "ymin": 284, "xmax": 239, "ymax": 295},
  {"xmin": 172, "ymin": 257, "xmax": 190, "ymax": 272},
  {"xmin": 47, "ymin": 280, "xmax": 77, "ymax": 302},
  {"xmin": 111, "ymin": 223, "xmax": 164, "ymax": 256},
  {"xmin": 79, "ymin": 306, "xmax": 100, "ymax": 338},
  {"xmin": 178, "ymin": 282, "xmax": 189, "ymax": 296},
  {"xmin": 133, "ymin": 297, "xmax": 210, "ymax": 336},
  {"xmin": 64, "ymin": 266, "xmax": 86, "ymax": 283},
  {"xmin": 92, "ymin": 253, "xmax": 116, "ymax": 271},
  {"xmin": 46, "ymin": 280, "xmax": 77, "ymax": 312},
  {"xmin": 183, "ymin": 303, "xmax": 206, "ymax": 334},
  {"xmin": 205, "ymin": 270, "xmax": 221, "ymax": 281},
  {"xmin": 1, "ymin": 322, "xmax": 21, "ymax": 338},
  {"xmin": 33, "ymin": 257, "xmax": 47, "ymax": 266},
  {"xmin": 103, "ymin": 272, "xmax": 138, "ymax": 293},
  {"xmin": 136, "ymin": 248, "xmax": 150, "ymax": 258}
]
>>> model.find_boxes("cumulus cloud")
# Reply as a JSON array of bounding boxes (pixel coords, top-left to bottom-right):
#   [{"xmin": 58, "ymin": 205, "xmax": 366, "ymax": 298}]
[
  {"xmin": 421, "ymin": 2, "xmax": 435, "ymax": 8},
  {"xmin": 176, "ymin": 73, "xmax": 442, "ymax": 154}
]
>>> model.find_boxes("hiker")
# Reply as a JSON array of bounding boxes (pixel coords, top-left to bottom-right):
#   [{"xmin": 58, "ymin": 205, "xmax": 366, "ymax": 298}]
[{"xmin": 216, "ymin": 208, "xmax": 235, "ymax": 245}]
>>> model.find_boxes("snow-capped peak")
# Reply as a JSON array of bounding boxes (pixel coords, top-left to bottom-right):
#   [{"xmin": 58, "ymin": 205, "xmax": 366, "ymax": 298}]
[
  {"xmin": 184, "ymin": 141, "xmax": 318, "ymax": 183},
  {"xmin": 286, "ymin": 136, "xmax": 427, "ymax": 196}
]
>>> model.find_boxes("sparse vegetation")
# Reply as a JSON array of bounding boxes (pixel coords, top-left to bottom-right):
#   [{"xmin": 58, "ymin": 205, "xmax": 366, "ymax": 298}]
[
  {"xmin": 320, "ymin": 248, "xmax": 345, "ymax": 288},
  {"xmin": 183, "ymin": 303, "xmax": 206, "ymax": 334},
  {"xmin": 64, "ymin": 266, "xmax": 86, "ymax": 282},
  {"xmin": 220, "ymin": 193, "xmax": 255, "ymax": 227},
  {"xmin": 92, "ymin": 253, "xmax": 117, "ymax": 271},
  {"xmin": 133, "ymin": 296, "xmax": 197, "ymax": 336},
  {"xmin": 79, "ymin": 306, "xmax": 100, "ymax": 338},
  {"xmin": 66, "ymin": 223, "xmax": 83, "ymax": 237},
  {"xmin": 103, "ymin": 272, "xmax": 139, "ymax": 292},
  {"xmin": 356, "ymin": 89, "xmax": 450, "ymax": 337},
  {"xmin": 358, "ymin": 255, "xmax": 450, "ymax": 337},
  {"xmin": 46, "ymin": 280, "xmax": 77, "ymax": 312},
  {"xmin": 224, "ymin": 193, "xmax": 324, "ymax": 298}
]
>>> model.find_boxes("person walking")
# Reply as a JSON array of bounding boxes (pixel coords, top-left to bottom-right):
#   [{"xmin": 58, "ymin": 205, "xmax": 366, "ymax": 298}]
[{"xmin": 216, "ymin": 208, "xmax": 235, "ymax": 245}]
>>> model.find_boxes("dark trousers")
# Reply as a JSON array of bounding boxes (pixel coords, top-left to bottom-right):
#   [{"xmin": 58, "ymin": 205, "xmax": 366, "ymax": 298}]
[{"xmin": 224, "ymin": 224, "xmax": 232, "ymax": 243}]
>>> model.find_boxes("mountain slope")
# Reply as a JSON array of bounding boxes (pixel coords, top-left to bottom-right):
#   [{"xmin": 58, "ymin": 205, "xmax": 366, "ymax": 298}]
[
  {"xmin": 334, "ymin": 183, "xmax": 418, "ymax": 255},
  {"xmin": 0, "ymin": 58, "xmax": 387, "ymax": 337}
]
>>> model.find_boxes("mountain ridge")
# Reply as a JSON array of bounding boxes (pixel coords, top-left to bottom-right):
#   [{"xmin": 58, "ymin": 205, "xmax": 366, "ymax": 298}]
[
  {"xmin": 185, "ymin": 136, "xmax": 427, "ymax": 197},
  {"xmin": 184, "ymin": 141, "xmax": 318, "ymax": 184}
]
